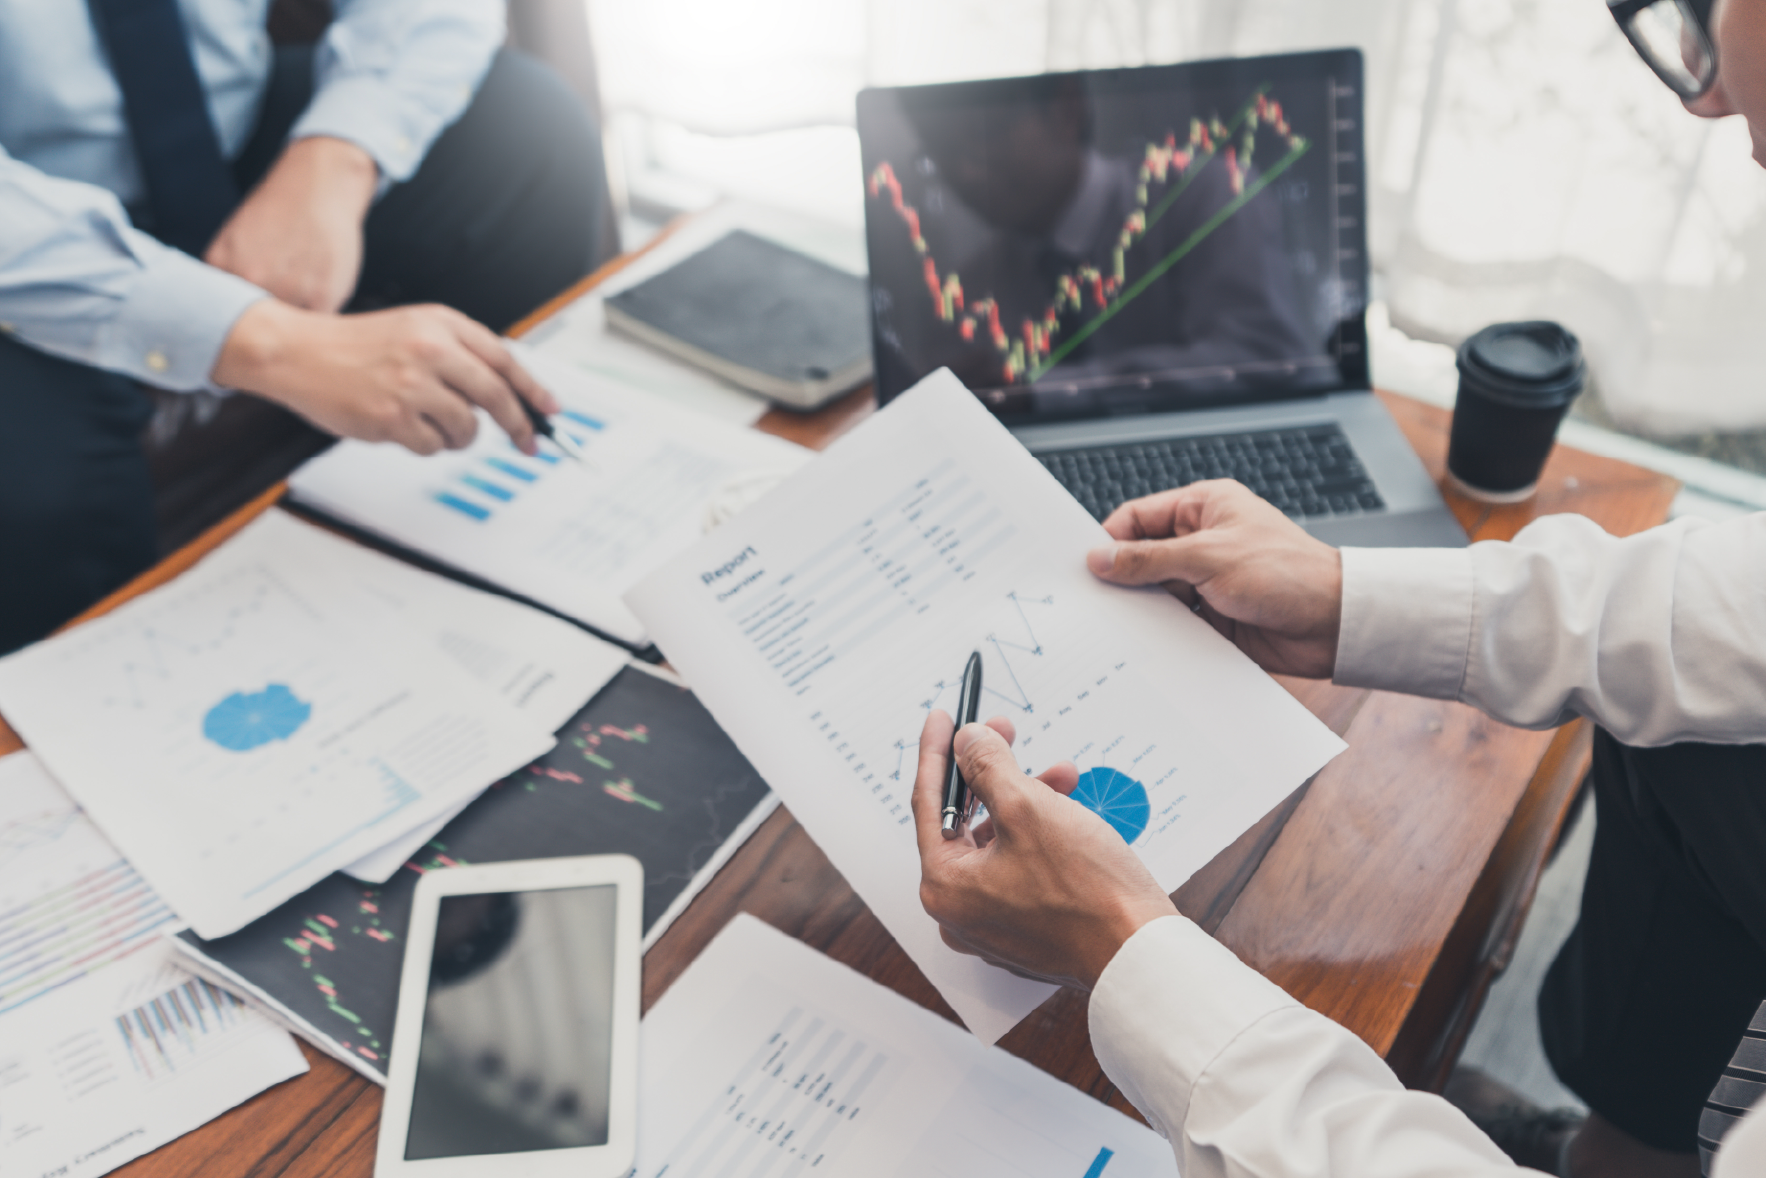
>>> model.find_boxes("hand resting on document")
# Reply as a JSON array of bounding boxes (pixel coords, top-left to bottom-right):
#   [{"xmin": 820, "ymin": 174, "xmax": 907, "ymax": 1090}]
[
  {"xmin": 1086, "ymin": 480, "xmax": 1344, "ymax": 679},
  {"xmin": 912, "ymin": 711, "xmax": 1177, "ymax": 992},
  {"xmin": 213, "ymin": 300, "xmax": 554, "ymax": 458}
]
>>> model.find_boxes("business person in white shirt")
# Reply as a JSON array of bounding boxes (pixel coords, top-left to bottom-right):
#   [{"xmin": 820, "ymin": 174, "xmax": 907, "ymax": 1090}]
[
  {"xmin": 0, "ymin": 0, "xmax": 604, "ymax": 653},
  {"xmin": 913, "ymin": 2, "xmax": 1766, "ymax": 1176}
]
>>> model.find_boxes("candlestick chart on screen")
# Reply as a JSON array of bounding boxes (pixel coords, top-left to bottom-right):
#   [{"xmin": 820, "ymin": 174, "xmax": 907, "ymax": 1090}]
[
  {"xmin": 868, "ymin": 87, "xmax": 1309, "ymax": 386},
  {"xmin": 176, "ymin": 667, "xmax": 771, "ymax": 1079}
]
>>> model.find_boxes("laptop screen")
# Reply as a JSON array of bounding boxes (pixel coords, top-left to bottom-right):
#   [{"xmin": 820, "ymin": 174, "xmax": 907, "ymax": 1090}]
[{"xmin": 858, "ymin": 50, "xmax": 1370, "ymax": 419}]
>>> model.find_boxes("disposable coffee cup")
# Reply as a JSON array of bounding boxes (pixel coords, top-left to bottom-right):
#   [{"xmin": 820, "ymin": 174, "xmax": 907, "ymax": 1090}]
[{"xmin": 1446, "ymin": 321, "xmax": 1586, "ymax": 502}]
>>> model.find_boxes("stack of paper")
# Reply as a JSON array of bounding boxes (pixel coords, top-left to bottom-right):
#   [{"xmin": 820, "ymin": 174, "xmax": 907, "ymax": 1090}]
[
  {"xmin": 170, "ymin": 662, "xmax": 778, "ymax": 1082},
  {"xmin": 287, "ymin": 346, "xmax": 810, "ymax": 648},
  {"xmin": 0, "ymin": 751, "xmax": 309, "ymax": 1178},
  {"xmin": 0, "ymin": 511, "xmax": 628, "ymax": 939}
]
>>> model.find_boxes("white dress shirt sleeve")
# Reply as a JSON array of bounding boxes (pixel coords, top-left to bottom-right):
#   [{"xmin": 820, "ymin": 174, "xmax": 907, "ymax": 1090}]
[
  {"xmin": 292, "ymin": 0, "xmax": 505, "ymax": 184},
  {"xmin": 1089, "ymin": 916, "xmax": 1524, "ymax": 1178},
  {"xmin": 1333, "ymin": 513, "xmax": 1766, "ymax": 746},
  {"xmin": 0, "ymin": 146, "xmax": 266, "ymax": 390}
]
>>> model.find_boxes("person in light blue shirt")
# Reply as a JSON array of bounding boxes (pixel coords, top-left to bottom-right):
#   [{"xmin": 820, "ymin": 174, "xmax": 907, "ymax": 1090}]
[{"xmin": 0, "ymin": 0, "xmax": 608, "ymax": 653}]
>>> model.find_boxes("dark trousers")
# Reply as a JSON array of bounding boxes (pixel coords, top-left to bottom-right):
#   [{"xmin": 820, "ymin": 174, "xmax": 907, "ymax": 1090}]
[
  {"xmin": 1539, "ymin": 729, "xmax": 1766, "ymax": 1152},
  {"xmin": 0, "ymin": 47, "xmax": 607, "ymax": 654}
]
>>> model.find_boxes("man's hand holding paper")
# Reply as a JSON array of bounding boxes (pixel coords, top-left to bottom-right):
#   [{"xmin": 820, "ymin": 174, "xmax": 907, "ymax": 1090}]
[
  {"xmin": 1086, "ymin": 480, "xmax": 1346, "ymax": 679},
  {"xmin": 625, "ymin": 369, "xmax": 1345, "ymax": 1042},
  {"xmin": 913, "ymin": 712, "xmax": 1179, "ymax": 993}
]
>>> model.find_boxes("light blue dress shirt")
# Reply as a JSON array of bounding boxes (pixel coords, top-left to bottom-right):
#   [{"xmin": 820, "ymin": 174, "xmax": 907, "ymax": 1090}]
[{"xmin": 0, "ymin": 0, "xmax": 503, "ymax": 392}]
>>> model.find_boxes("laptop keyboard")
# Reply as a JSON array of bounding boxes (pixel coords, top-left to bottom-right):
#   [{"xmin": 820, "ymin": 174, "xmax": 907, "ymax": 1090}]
[{"xmin": 1036, "ymin": 422, "xmax": 1386, "ymax": 523}]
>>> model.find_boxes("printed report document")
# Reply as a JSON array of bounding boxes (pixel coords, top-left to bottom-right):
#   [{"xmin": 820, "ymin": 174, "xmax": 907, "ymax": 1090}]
[
  {"xmin": 634, "ymin": 915, "xmax": 1176, "ymax": 1177},
  {"xmin": 627, "ymin": 369, "xmax": 1345, "ymax": 1043}
]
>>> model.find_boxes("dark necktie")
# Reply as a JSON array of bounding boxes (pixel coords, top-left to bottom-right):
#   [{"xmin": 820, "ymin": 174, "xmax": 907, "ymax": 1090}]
[
  {"xmin": 85, "ymin": 0, "xmax": 239, "ymax": 256},
  {"xmin": 1700, "ymin": 998, "xmax": 1766, "ymax": 1175}
]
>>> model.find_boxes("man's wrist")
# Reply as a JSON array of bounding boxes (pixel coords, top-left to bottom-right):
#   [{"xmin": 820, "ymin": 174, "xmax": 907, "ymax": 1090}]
[
  {"xmin": 212, "ymin": 299, "xmax": 306, "ymax": 394},
  {"xmin": 1081, "ymin": 894, "xmax": 1180, "ymax": 990},
  {"xmin": 284, "ymin": 136, "xmax": 379, "ymax": 216}
]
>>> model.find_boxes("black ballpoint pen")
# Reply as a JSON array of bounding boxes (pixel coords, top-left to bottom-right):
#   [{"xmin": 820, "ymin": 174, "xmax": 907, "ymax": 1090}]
[
  {"xmin": 517, "ymin": 395, "xmax": 592, "ymax": 466},
  {"xmin": 941, "ymin": 650, "xmax": 984, "ymax": 839}
]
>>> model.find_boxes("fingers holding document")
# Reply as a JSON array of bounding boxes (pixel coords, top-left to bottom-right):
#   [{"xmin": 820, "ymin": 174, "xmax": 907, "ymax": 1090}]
[
  {"xmin": 1086, "ymin": 479, "xmax": 1345, "ymax": 679},
  {"xmin": 911, "ymin": 712, "xmax": 1175, "ymax": 992}
]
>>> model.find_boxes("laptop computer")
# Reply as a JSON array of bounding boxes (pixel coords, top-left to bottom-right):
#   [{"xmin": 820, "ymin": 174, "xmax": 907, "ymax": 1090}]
[{"xmin": 856, "ymin": 49, "xmax": 1466, "ymax": 547}]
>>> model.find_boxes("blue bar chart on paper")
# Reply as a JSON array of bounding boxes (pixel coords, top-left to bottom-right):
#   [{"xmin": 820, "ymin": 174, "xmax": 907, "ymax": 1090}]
[{"xmin": 287, "ymin": 349, "xmax": 808, "ymax": 646}]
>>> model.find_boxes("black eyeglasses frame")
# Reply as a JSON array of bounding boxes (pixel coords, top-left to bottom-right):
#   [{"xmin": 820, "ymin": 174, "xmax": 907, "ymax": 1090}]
[{"xmin": 1608, "ymin": 0, "xmax": 1719, "ymax": 99}]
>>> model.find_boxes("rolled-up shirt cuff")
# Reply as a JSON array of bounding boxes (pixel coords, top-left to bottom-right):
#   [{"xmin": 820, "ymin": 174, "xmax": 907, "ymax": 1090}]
[
  {"xmin": 1333, "ymin": 546, "xmax": 1476, "ymax": 699},
  {"xmin": 1087, "ymin": 915, "xmax": 1299, "ymax": 1140},
  {"xmin": 293, "ymin": 76, "xmax": 452, "ymax": 184},
  {"xmin": 99, "ymin": 240, "xmax": 268, "ymax": 391}
]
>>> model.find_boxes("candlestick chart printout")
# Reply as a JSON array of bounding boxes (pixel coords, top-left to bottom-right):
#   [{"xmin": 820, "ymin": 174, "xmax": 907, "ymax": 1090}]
[
  {"xmin": 173, "ymin": 666, "xmax": 775, "ymax": 1082},
  {"xmin": 0, "ymin": 530, "xmax": 556, "ymax": 940},
  {"xmin": 0, "ymin": 753, "xmax": 307, "ymax": 1178},
  {"xmin": 634, "ymin": 915, "xmax": 1176, "ymax": 1178},
  {"xmin": 628, "ymin": 371, "xmax": 1344, "ymax": 1043},
  {"xmin": 858, "ymin": 54, "xmax": 1367, "ymax": 411}
]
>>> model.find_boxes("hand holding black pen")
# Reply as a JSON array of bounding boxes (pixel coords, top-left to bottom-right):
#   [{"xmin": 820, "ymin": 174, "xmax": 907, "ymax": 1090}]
[
  {"xmin": 941, "ymin": 650, "xmax": 984, "ymax": 838},
  {"xmin": 516, "ymin": 393, "xmax": 593, "ymax": 466}
]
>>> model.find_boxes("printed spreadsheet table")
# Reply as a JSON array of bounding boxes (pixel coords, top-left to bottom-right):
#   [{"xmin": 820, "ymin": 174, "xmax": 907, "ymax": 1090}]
[{"xmin": 0, "ymin": 232, "xmax": 1680, "ymax": 1178}]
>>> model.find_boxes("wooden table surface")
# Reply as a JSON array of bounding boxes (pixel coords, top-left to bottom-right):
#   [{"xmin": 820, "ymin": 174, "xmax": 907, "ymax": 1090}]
[{"xmin": 0, "ymin": 249, "xmax": 1680, "ymax": 1178}]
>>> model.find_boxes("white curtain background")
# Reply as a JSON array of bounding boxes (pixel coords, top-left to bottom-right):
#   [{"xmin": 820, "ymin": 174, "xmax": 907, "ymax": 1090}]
[{"xmin": 585, "ymin": 0, "xmax": 1766, "ymax": 437}]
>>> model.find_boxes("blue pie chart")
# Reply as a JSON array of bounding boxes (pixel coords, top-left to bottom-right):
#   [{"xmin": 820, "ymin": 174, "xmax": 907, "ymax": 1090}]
[
  {"xmin": 203, "ymin": 684, "xmax": 312, "ymax": 752},
  {"xmin": 1071, "ymin": 767, "xmax": 1150, "ymax": 844}
]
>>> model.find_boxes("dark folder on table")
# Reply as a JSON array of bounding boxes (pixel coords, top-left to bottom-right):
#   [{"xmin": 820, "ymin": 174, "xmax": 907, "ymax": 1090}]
[{"xmin": 603, "ymin": 229, "xmax": 872, "ymax": 409}]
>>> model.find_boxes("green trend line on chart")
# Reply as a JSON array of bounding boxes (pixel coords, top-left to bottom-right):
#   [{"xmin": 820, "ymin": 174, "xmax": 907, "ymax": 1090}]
[
  {"xmin": 1032, "ymin": 137, "xmax": 1310, "ymax": 378},
  {"xmin": 867, "ymin": 87, "xmax": 1304, "ymax": 386}
]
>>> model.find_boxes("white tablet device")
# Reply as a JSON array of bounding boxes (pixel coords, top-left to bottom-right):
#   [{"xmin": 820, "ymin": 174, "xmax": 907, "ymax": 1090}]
[{"xmin": 375, "ymin": 855, "xmax": 643, "ymax": 1178}]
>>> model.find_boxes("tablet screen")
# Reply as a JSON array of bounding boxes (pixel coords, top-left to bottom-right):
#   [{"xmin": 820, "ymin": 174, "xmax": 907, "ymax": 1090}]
[{"xmin": 404, "ymin": 885, "xmax": 619, "ymax": 1160}]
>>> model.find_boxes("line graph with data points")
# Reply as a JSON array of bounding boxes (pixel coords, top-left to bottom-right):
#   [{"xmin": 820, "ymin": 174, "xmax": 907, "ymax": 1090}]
[
  {"xmin": 867, "ymin": 88, "xmax": 1308, "ymax": 385},
  {"xmin": 981, "ymin": 592, "xmax": 1054, "ymax": 713},
  {"xmin": 856, "ymin": 585, "xmax": 1199, "ymax": 846}
]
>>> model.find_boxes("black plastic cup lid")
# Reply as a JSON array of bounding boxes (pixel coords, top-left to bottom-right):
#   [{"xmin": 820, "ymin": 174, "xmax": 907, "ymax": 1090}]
[{"xmin": 1456, "ymin": 321, "xmax": 1586, "ymax": 407}]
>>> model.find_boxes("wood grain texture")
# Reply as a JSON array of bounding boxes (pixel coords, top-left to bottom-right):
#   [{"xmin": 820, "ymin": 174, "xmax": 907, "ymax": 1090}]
[
  {"xmin": 1216, "ymin": 691, "xmax": 1561, "ymax": 1054},
  {"xmin": 1386, "ymin": 720, "xmax": 1595, "ymax": 1090},
  {"xmin": 14, "ymin": 277, "xmax": 1675, "ymax": 1178}
]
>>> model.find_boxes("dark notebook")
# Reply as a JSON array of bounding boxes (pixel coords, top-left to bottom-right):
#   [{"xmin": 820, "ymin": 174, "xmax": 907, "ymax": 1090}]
[
  {"xmin": 171, "ymin": 665, "xmax": 774, "ymax": 1082},
  {"xmin": 603, "ymin": 229, "xmax": 872, "ymax": 409}
]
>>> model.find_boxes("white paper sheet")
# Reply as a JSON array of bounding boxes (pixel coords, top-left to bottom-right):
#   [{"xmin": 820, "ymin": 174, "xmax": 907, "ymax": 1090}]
[
  {"xmin": 0, "ymin": 524, "xmax": 557, "ymax": 940},
  {"xmin": 211, "ymin": 513, "xmax": 630, "ymax": 882},
  {"xmin": 287, "ymin": 347, "xmax": 809, "ymax": 647},
  {"xmin": 626, "ymin": 370, "xmax": 1345, "ymax": 1043},
  {"xmin": 0, "ymin": 752, "xmax": 308, "ymax": 1178},
  {"xmin": 520, "ymin": 202, "xmax": 868, "ymax": 426},
  {"xmin": 240, "ymin": 509, "xmax": 627, "ymax": 737},
  {"xmin": 635, "ymin": 914, "xmax": 1176, "ymax": 1178}
]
